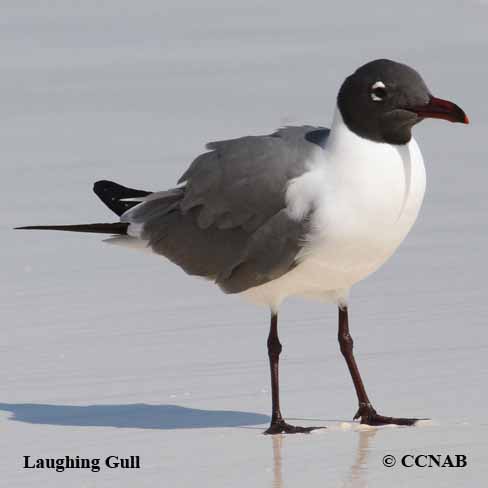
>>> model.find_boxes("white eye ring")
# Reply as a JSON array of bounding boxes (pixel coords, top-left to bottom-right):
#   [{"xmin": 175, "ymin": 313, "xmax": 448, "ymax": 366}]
[{"xmin": 371, "ymin": 81, "xmax": 386, "ymax": 102}]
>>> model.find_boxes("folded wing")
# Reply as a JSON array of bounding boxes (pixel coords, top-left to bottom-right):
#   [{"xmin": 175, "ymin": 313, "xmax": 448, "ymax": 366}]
[{"xmin": 122, "ymin": 126, "xmax": 329, "ymax": 293}]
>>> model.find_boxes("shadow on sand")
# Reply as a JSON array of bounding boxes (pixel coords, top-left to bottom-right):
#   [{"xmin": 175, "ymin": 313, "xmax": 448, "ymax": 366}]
[{"xmin": 0, "ymin": 403, "xmax": 269, "ymax": 430}]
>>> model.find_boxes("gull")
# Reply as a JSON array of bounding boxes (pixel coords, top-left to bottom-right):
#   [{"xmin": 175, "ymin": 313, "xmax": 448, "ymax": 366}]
[{"xmin": 17, "ymin": 59, "xmax": 468, "ymax": 434}]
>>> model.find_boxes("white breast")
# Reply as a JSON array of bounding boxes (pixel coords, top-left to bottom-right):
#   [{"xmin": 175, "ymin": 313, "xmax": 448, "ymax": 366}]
[{"xmin": 242, "ymin": 110, "xmax": 426, "ymax": 310}]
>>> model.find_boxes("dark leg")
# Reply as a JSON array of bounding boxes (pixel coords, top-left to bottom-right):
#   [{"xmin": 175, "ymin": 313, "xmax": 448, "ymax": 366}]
[
  {"xmin": 338, "ymin": 306, "xmax": 421, "ymax": 426},
  {"xmin": 265, "ymin": 312, "xmax": 324, "ymax": 434}
]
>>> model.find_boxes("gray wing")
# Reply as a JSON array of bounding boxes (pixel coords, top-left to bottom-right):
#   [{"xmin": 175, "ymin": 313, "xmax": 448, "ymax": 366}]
[{"xmin": 123, "ymin": 126, "xmax": 329, "ymax": 293}]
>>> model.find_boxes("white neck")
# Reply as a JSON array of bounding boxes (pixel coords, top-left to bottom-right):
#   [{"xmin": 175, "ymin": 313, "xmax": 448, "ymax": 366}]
[
  {"xmin": 285, "ymin": 105, "xmax": 424, "ymax": 223},
  {"xmin": 326, "ymin": 107, "xmax": 387, "ymax": 159}
]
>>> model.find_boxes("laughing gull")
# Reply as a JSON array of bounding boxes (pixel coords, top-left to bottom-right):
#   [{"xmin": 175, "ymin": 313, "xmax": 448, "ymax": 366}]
[{"xmin": 17, "ymin": 59, "xmax": 468, "ymax": 434}]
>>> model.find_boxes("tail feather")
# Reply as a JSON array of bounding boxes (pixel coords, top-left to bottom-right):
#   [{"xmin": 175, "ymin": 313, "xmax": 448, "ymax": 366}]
[{"xmin": 15, "ymin": 223, "xmax": 128, "ymax": 235}]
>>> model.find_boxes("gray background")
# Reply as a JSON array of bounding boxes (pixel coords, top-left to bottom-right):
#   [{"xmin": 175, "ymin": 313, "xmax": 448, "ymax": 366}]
[{"xmin": 1, "ymin": 1, "xmax": 486, "ymax": 486}]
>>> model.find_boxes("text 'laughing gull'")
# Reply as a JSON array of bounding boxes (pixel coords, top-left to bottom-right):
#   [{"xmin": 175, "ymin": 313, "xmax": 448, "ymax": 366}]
[{"xmin": 17, "ymin": 59, "xmax": 469, "ymax": 434}]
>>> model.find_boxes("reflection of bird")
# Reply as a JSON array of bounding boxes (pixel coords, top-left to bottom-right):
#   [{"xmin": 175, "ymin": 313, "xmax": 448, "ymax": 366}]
[
  {"xmin": 271, "ymin": 435, "xmax": 284, "ymax": 488},
  {"xmin": 342, "ymin": 429, "xmax": 378, "ymax": 488},
  {"xmin": 17, "ymin": 59, "xmax": 468, "ymax": 434},
  {"xmin": 270, "ymin": 428, "xmax": 377, "ymax": 488}
]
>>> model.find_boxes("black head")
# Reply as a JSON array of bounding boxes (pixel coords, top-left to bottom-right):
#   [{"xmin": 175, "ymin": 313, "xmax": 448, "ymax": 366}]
[{"xmin": 337, "ymin": 59, "xmax": 468, "ymax": 145}]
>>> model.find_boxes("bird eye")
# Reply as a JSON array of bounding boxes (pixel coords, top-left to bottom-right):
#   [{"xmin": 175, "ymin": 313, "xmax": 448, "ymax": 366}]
[{"xmin": 370, "ymin": 81, "xmax": 387, "ymax": 102}]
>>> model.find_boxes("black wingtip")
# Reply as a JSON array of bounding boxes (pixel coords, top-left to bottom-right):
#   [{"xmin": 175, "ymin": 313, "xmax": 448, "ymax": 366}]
[
  {"xmin": 93, "ymin": 180, "xmax": 152, "ymax": 216},
  {"xmin": 13, "ymin": 223, "xmax": 128, "ymax": 235},
  {"xmin": 15, "ymin": 226, "xmax": 48, "ymax": 230}
]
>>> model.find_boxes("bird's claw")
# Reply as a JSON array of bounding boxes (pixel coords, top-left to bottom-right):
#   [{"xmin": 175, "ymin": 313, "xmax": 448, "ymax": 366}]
[
  {"xmin": 353, "ymin": 403, "xmax": 421, "ymax": 426},
  {"xmin": 264, "ymin": 419, "xmax": 325, "ymax": 435}
]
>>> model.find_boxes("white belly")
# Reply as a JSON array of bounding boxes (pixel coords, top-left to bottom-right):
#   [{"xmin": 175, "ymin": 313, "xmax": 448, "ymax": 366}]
[{"xmin": 241, "ymin": 125, "xmax": 426, "ymax": 310}]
